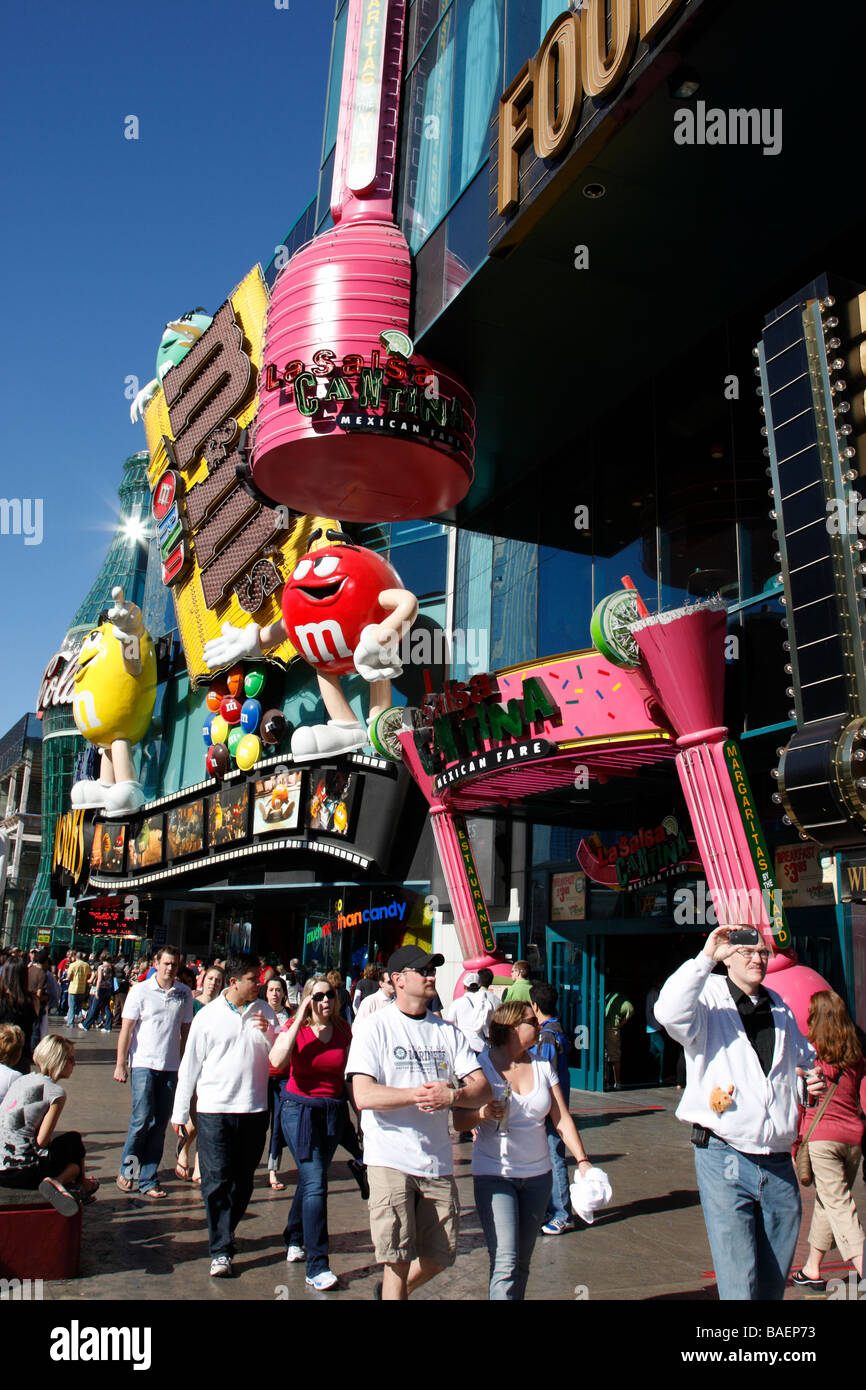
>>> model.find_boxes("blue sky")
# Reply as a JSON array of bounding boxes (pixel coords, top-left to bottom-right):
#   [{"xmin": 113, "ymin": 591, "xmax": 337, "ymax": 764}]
[{"xmin": 0, "ymin": 0, "xmax": 336, "ymax": 737}]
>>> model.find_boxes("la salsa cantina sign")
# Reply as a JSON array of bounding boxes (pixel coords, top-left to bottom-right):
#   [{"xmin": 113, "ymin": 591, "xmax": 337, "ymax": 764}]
[
  {"xmin": 578, "ymin": 818, "xmax": 696, "ymax": 890},
  {"xmin": 262, "ymin": 346, "xmax": 470, "ymax": 455},
  {"xmin": 413, "ymin": 672, "xmax": 562, "ymax": 789}
]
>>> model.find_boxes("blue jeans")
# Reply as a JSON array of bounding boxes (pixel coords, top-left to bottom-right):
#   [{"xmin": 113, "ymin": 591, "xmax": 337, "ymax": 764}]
[
  {"xmin": 280, "ymin": 1093, "xmax": 342, "ymax": 1277},
  {"xmin": 545, "ymin": 1118, "xmax": 571, "ymax": 1224},
  {"xmin": 474, "ymin": 1172, "xmax": 553, "ymax": 1300},
  {"xmin": 119, "ymin": 1068, "xmax": 177, "ymax": 1193},
  {"xmin": 694, "ymin": 1136, "xmax": 802, "ymax": 1300},
  {"xmin": 66, "ymin": 993, "xmax": 86, "ymax": 1026},
  {"xmin": 268, "ymin": 1077, "xmax": 286, "ymax": 1169},
  {"xmin": 81, "ymin": 994, "xmax": 112, "ymax": 1030},
  {"xmin": 197, "ymin": 1111, "xmax": 269, "ymax": 1258}
]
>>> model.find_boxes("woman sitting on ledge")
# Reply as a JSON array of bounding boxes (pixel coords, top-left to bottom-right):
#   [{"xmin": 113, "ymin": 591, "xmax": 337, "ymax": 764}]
[{"xmin": 0, "ymin": 1034, "xmax": 98, "ymax": 1215}]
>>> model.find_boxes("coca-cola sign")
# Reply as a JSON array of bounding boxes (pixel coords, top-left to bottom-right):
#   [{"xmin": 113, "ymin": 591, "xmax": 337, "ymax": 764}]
[{"xmin": 37, "ymin": 642, "xmax": 81, "ymax": 714}]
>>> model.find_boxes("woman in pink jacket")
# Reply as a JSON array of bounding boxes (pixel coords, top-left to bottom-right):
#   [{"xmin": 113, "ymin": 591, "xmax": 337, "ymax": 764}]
[{"xmin": 793, "ymin": 991, "xmax": 866, "ymax": 1288}]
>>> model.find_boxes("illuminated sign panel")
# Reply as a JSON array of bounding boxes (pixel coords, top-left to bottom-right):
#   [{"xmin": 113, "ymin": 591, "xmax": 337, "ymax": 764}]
[{"xmin": 347, "ymin": 0, "xmax": 388, "ymax": 193}]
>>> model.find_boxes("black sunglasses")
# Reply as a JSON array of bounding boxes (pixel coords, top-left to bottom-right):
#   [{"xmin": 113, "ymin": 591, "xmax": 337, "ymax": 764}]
[{"xmin": 312, "ymin": 989, "xmax": 335, "ymax": 1002}]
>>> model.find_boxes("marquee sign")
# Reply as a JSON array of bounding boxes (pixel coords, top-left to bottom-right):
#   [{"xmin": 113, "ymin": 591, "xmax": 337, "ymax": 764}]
[
  {"xmin": 51, "ymin": 809, "xmax": 95, "ymax": 899},
  {"xmin": 141, "ymin": 265, "xmax": 338, "ymax": 685}
]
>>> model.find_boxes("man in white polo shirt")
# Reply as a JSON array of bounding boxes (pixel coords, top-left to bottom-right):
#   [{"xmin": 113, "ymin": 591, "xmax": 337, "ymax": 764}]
[
  {"xmin": 114, "ymin": 944, "xmax": 193, "ymax": 1198},
  {"xmin": 170, "ymin": 952, "xmax": 278, "ymax": 1278},
  {"xmin": 347, "ymin": 946, "xmax": 491, "ymax": 1300}
]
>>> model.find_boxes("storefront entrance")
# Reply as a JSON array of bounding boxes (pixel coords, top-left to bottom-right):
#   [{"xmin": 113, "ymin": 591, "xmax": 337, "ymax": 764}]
[{"xmin": 545, "ymin": 921, "xmax": 707, "ymax": 1093}]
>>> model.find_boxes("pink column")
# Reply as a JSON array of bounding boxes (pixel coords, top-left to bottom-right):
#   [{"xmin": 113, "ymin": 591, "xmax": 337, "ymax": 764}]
[
  {"xmin": 632, "ymin": 601, "xmax": 830, "ymax": 1033},
  {"xmin": 399, "ymin": 728, "xmax": 504, "ymax": 973}
]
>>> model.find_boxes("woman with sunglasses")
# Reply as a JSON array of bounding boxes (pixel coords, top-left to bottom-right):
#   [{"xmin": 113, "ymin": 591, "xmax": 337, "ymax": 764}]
[
  {"xmin": 268, "ymin": 975, "xmax": 353, "ymax": 1291},
  {"xmin": 454, "ymin": 999, "xmax": 594, "ymax": 1300}
]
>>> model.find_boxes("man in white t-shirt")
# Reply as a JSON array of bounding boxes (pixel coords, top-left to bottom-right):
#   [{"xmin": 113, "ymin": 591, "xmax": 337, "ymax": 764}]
[
  {"xmin": 353, "ymin": 970, "xmax": 396, "ymax": 1021},
  {"xmin": 114, "ymin": 945, "xmax": 193, "ymax": 1198},
  {"xmin": 347, "ymin": 946, "xmax": 491, "ymax": 1300},
  {"xmin": 444, "ymin": 969, "xmax": 496, "ymax": 1054}
]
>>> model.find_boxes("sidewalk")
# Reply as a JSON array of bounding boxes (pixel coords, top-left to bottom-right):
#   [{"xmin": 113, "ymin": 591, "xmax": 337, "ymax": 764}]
[{"xmin": 35, "ymin": 1027, "xmax": 865, "ymax": 1302}]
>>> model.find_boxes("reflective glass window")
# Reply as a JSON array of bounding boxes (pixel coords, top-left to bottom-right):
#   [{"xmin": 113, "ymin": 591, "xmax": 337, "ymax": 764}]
[
  {"xmin": 505, "ymin": 0, "xmax": 562, "ymax": 89},
  {"xmin": 322, "ymin": 2, "xmax": 349, "ymax": 159},
  {"xmin": 400, "ymin": 0, "xmax": 504, "ymax": 254}
]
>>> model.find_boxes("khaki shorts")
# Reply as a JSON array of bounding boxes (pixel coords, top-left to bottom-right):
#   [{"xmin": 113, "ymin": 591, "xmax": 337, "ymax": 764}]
[{"xmin": 367, "ymin": 1166, "xmax": 460, "ymax": 1267}]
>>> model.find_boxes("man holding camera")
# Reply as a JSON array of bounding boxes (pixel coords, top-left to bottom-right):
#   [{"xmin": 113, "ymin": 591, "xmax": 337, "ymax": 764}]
[{"xmin": 655, "ymin": 925, "xmax": 824, "ymax": 1300}]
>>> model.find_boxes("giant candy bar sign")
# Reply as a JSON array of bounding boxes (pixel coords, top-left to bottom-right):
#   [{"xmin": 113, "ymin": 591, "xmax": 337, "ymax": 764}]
[{"xmin": 141, "ymin": 267, "xmax": 337, "ymax": 685}]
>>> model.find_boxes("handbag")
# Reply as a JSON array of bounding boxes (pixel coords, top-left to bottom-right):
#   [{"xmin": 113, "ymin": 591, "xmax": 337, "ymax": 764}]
[{"xmin": 794, "ymin": 1073, "xmax": 839, "ymax": 1186}]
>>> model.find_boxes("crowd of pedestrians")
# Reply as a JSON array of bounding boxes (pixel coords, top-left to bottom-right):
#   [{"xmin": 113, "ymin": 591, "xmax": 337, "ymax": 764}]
[{"xmin": 0, "ymin": 930, "xmax": 863, "ymax": 1300}]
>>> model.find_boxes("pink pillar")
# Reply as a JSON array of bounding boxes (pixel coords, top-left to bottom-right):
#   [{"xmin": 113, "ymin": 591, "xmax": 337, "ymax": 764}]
[
  {"xmin": 632, "ymin": 602, "xmax": 830, "ymax": 1033},
  {"xmin": 399, "ymin": 728, "xmax": 504, "ymax": 972}
]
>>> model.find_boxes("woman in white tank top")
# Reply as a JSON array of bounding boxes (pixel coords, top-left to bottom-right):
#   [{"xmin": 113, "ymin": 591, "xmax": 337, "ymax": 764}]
[{"xmin": 454, "ymin": 999, "xmax": 594, "ymax": 1300}]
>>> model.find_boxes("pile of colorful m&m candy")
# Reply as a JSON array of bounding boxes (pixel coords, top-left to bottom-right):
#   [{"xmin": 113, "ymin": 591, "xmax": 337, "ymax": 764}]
[{"xmin": 202, "ymin": 665, "xmax": 288, "ymax": 777}]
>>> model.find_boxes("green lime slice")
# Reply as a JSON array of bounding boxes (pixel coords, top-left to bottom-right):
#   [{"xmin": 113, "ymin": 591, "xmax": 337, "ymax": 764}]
[
  {"xmin": 590, "ymin": 590, "xmax": 642, "ymax": 667},
  {"xmin": 369, "ymin": 707, "xmax": 405, "ymax": 761},
  {"xmin": 379, "ymin": 329, "xmax": 414, "ymax": 358}
]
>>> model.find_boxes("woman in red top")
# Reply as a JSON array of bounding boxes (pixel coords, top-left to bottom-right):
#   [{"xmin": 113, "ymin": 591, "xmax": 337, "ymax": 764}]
[
  {"xmin": 268, "ymin": 976, "xmax": 352, "ymax": 1291},
  {"xmin": 793, "ymin": 990, "xmax": 866, "ymax": 1289}
]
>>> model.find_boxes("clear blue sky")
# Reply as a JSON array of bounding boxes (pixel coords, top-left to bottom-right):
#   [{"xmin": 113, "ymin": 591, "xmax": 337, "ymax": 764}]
[{"xmin": 0, "ymin": 0, "xmax": 336, "ymax": 738}]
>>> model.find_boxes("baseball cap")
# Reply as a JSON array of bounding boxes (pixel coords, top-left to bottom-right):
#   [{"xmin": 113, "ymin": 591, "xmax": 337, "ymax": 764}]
[
  {"xmin": 387, "ymin": 946, "xmax": 445, "ymax": 974},
  {"xmin": 463, "ymin": 971, "xmax": 481, "ymax": 987}
]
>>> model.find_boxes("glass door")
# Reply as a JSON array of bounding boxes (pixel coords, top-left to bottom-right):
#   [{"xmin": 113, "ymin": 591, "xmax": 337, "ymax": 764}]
[{"xmin": 545, "ymin": 926, "xmax": 604, "ymax": 1092}]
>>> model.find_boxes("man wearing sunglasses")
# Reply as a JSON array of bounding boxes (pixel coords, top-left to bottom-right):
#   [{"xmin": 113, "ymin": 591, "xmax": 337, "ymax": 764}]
[
  {"xmin": 347, "ymin": 946, "xmax": 492, "ymax": 1300},
  {"xmin": 655, "ymin": 924, "xmax": 825, "ymax": 1300}
]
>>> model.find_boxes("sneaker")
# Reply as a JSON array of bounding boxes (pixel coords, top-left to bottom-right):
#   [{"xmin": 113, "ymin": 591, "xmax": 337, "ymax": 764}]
[
  {"xmin": 541, "ymin": 1217, "xmax": 570, "ymax": 1236},
  {"xmin": 38, "ymin": 1178, "xmax": 80, "ymax": 1217},
  {"xmin": 285, "ymin": 1245, "xmax": 305, "ymax": 1263},
  {"xmin": 209, "ymin": 1256, "xmax": 233, "ymax": 1278},
  {"xmin": 305, "ymin": 1270, "xmax": 338, "ymax": 1291},
  {"xmin": 348, "ymin": 1159, "xmax": 369, "ymax": 1201},
  {"xmin": 77, "ymin": 1024, "xmax": 88, "ymax": 1031}
]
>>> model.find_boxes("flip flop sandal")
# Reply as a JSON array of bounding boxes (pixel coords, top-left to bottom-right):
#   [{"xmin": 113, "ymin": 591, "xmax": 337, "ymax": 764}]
[
  {"xmin": 175, "ymin": 1163, "xmax": 192, "ymax": 1181},
  {"xmin": 269, "ymin": 1177, "xmax": 287, "ymax": 1191},
  {"xmin": 116, "ymin": 1175, "xmax": 135, "ymax": 1193},
  {"xmin": 141, "ymin": 1186, "xmax": 168, "ymax": 1200}
]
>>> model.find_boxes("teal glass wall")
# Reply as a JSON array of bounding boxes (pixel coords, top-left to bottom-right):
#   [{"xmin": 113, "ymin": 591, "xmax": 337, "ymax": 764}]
[{"xmin": 400, "ymin": 0, "xmax": 504, "ymax": 254}]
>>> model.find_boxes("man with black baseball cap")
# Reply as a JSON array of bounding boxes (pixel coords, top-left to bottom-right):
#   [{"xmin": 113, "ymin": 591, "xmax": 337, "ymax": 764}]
[{"xmin": 347, "ymin": 945, "xmax": 491, "ymax": 1300}]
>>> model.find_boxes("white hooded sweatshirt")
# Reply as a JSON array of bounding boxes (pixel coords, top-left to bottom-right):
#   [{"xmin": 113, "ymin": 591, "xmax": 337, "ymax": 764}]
[{"xmin": 654, "ymin": 952, "xmax": 814, "ymax": 1155}]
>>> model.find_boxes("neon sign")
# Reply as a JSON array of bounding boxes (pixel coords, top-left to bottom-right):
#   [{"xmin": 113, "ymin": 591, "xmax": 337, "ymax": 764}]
[
  {"xmin": 262, "ymin": 348, "xmax": 469, "ymax": 454},
  {"xmin": 346, "ymin": 0, "xmax": 388, "ymax": 193},
  {"xmin": 414, "ymin": 673, "xmax": 563, "ymax": 774}
]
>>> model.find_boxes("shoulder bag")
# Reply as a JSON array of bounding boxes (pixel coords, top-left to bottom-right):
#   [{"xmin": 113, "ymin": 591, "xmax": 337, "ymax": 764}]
[{"xmin": 795, "ymin": 1074, "xmax": 839, "ymax": 1186}]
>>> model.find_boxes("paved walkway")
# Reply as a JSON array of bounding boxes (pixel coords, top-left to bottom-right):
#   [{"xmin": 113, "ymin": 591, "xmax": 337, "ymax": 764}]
[{"xmin": 34, "ymin": 1026, "xmax": 865, "ymax": 1302}]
